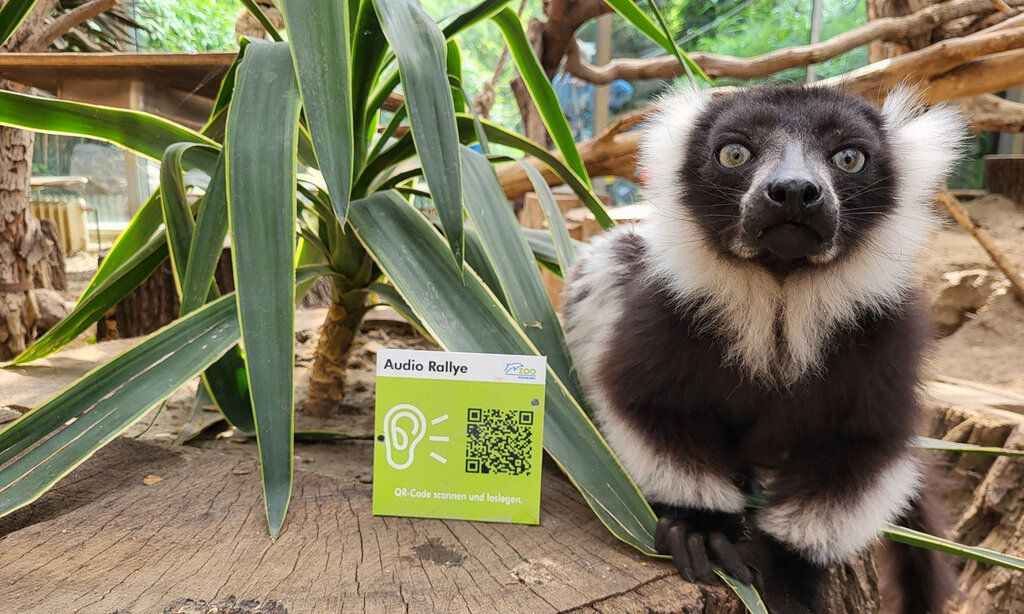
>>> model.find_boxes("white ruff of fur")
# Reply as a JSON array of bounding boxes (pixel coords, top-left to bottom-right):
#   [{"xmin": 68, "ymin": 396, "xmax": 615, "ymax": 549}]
[
  {"xmin": 563, "ymin": 229, "xmax": 747, "ymax": 513},
  {"xmin": 639, "ymin": 86, "xmax": 967, "ymax": 385},
  {"xmin": 756, "ymin": 455, "xmax": 922, "ymax": 565}
]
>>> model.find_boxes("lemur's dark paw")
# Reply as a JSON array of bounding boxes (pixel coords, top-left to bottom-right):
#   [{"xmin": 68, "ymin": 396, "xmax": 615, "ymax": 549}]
[{"xmin": 655, "ymin": 515, "xmax": 755, "ymax": 585}]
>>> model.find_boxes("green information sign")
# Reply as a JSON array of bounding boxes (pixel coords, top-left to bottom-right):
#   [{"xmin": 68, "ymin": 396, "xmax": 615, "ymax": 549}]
[{"xmin": 372, "ymin": 349, "xmax": 546, "ymax": 525}]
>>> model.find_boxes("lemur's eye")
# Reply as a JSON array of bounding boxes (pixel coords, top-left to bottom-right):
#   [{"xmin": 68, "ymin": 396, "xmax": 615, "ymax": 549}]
[
  {"xmin": 831, "ymin": 148, "xmax": 866, "ymax": 173},
  {"xmin": 718, "ymin": 143, "xmax": 751, "ymax": 168}
]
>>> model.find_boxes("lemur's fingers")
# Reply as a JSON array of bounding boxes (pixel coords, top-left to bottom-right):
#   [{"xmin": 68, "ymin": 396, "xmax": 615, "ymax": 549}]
[
  {"xmin": 685, "ymin": 532, "xmax": 715, "ymax": 583},
  {"xmin": 708, "ymin": 532, "xmax": 753, "ymax": 585},
  {"xmin": 668, "ymin": 525, "xmax": 696, "ymax": 582},
  {"xmin": 655, "ymin": 516, "xmax": 678, "ymax": 555}
]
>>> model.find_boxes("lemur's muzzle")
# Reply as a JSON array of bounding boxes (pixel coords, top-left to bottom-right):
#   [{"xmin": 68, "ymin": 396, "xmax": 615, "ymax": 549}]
[{"xmin": 742, "ymin": 170, "xmax": 838, "ymax": 260}]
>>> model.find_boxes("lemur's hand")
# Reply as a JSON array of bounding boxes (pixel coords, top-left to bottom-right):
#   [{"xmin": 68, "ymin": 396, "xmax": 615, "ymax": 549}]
[
  {"xmin": 654, "ymin": 508, "xmax": 755, "ymax": 586},
  {"xmin": 656, "ymin": 507, "xmax": 824, "ymax": 614}
]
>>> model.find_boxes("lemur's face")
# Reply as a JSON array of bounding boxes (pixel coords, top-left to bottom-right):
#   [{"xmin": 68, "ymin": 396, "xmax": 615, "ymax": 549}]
[{"xmin": 679, "ymin": 88, "xmax": 898, "ymax": 266}]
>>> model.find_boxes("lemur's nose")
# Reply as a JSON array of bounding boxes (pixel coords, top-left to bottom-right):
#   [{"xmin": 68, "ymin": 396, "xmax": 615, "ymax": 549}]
[{"xmin": 764, "ymin": 178, "xmax": 823, "ymax": 211}]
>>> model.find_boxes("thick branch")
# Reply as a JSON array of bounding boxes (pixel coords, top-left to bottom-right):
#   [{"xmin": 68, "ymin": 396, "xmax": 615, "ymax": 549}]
[
  {"xmin": 564, "ymin": 0, "xmax": 1024, "ymax": 83},
  {"xmin": 539, "ymin": 0, "xmax": 612, "ymax": 75},
  {"xmin": 959, "ymin": 94, "xmax": 1024, "ymax": 132},
  {"xmin": 23, "ymin": 0, "xmax": 119, "ymax": 53},
  {"xmin": 918, "ymin": 47, "xmax": 1024, "ymax": 102},
  {"xmin": 818, "ymin": 26, "xmax": 1024, "ymax": 101}
]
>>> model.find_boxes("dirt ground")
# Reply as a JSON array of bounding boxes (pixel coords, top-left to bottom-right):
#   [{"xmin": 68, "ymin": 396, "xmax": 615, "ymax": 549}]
[{"xmin": 922, "ymin": 195, "xmax": 1024, "ymax": 390}]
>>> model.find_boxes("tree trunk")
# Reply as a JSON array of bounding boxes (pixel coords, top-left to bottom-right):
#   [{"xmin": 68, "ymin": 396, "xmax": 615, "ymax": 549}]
[
  {"xmin": 303, "ymin": 291, "xmax": 370, "ymax": 418},
  {"xmin": 0, "ymin": 1, "xmax": 69, "ymax": 361},
  {"xmin": 0, "ymin": 97, "xmax": 64, "ymax": 361},
  {"xmin": 96, "ymin": 248, "xmax": 235, "ymax": 341}
]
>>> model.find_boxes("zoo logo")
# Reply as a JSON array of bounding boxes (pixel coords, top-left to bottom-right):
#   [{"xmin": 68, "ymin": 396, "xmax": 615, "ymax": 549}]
[{"xmin": 504, "ymin": 362, "xmax": 539, "ymax": 381}]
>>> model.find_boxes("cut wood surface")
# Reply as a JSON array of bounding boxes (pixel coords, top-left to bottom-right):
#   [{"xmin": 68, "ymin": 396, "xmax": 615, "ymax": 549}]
[{"xmin": 0, "ymin": 438, "xmax": 743, "ymax": 614}]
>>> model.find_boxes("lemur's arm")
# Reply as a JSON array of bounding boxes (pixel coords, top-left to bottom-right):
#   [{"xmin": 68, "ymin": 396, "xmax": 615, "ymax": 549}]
[{"xmin": 754, "ymin": 439, "xmax": 919, "ymax": 567}]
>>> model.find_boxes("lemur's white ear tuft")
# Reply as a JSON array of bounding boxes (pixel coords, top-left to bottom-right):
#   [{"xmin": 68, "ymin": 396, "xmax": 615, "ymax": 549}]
[
  {"xmin": 881, "ymin": 86, "xmax": 970, "ymax": 209},
  {"xmin": 638, "ymin": 86, "xmax": 711, "ymax": 208}
]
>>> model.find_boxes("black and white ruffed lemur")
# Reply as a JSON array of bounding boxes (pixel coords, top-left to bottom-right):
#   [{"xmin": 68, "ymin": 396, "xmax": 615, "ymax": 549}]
[{"xmin": 562, "ymin": 85, "xmax": 968, "ymax": 613}]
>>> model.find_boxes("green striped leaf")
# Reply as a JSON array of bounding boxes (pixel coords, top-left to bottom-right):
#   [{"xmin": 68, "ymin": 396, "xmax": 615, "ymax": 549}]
[
  {"xmin": 359, "ymin": 113, "xmax": 614, "ymax": 231},
  {"xmin": 914, "ymin": 436, "xmax": 1024, "ymax": 457},
  {"xmin": 491, "ymin": 7, "xmax": 591, "ymax": 189},
  {"xmin": 447, "ymin": 40, "xmax": 467, "ymax": 112},
  {"xmin": 78, "ymin": 191, "xmax": 164, "ymax": 305},
  {"xmin": 225, "ymin": 41, "xmax": 303, "ymax": 538},
  {"xmin": 459, "ymin": 115, "xmax": 615, "ymax": 229},
  {"xmin": 362, "ymin": 0, "xmax": 511, "ymax": 126},
  {"xmin": 884, "ymin": 524, "xmax": 1024, "ymax": 571},
  {"xmin": 181, "ymin": 154, "xmax": 230, "ymax": 316},
  {"xmin": 519, "ymin": 161, "xmax": 577, "ymax": 270},
  {"xmin": 0, "ymin": 0, "xmax": 38, "ymax": 46},
  {"xmin": 715, "ymin": 570, "xmax": 770, "ymax": 614},
  {"xmin": 348, "ymin": 190, "xmax": 657, "ymax": 554},
  {"xmin": 159, "ymin": 144, "xmax": 255, "ymax": 434},
  {"xmin": 522, "ymin": 228, "xmax": 582, "ymax": 277},
  {"xmin": 464, "ymin": 226, "xmax": 508, "ymax": 306},
  {"xmin": 0, "ymin": 264, "xmax": 323, "ymax": 519},
  {"xmin": 0, "ymin": 295, "xmax": 240, "ymax": 516},
  {"xmin": 440, "ymin": 0, "xmax": 510, "ymax": 34},
  {"xmin": 351, "ymin": 0, "xmax": 390, "ymax": 165},
  {"xmin": 459, "ymin": 147, "xmax": 578, "ymax": 397},
  {"xmin": 372, "ymin": 0, "xmax": 464, "ymax": 266},
  {"xmin": 0, "ymin": 89, "xmax": 214, "ymax": 160},
  {"xmin": 281, "ymin": 0, "xmax": 355, "ymax": 223},
  {"xmin": 604, "ymin": 0, "xmax": 709, "ymax": 82}
]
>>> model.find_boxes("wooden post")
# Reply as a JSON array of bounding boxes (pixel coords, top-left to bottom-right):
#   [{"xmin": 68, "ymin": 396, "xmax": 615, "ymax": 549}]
[{"xmin": 985, "ymin": 154, "xmax": 1024, "ymax": 206}]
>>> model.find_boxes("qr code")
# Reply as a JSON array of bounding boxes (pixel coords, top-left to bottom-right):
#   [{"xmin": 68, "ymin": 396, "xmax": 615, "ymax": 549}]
[{"xmin": 465, "ymin": 408, "xmax": 534, "ymax": 475}]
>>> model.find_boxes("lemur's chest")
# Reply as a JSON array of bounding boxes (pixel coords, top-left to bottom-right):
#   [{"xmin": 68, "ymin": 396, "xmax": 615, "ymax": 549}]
[{"xmin": 596, "ymin": 274, "xmax": 906, "ymax": 462}]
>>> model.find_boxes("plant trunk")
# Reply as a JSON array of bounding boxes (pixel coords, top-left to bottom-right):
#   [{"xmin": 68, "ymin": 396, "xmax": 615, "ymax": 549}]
[
  {"xmin": 303, "ymin": 291, "xmax": 370, "ymax": 418},
  {"xmin": 0, "ymin": 111, "xmax": 65, "ymax": 361}
]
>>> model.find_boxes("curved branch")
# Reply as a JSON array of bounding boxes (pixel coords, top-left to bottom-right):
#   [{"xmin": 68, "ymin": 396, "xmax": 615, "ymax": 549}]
[
  {"xmin": 23, "ymin": 0, "xmax": 119, "ymax": 53},
  {"xmin": 564, "ymin": 0, "xmax": 1024, "ymax": 83}
]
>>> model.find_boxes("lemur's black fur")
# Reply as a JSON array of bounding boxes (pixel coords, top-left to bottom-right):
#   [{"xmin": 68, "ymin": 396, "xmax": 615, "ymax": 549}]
[{"xmin": 563, "ymin": 86, "xmax": 967, "ymax": 613}]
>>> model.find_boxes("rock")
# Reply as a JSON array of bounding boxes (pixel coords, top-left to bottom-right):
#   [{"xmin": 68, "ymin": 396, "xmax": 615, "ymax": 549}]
[
  {"xmin": 0, "ymin": 407, "xmax": 23, "ymax": 425},
  {"xmin": 933, "ymin": 269, "xmax": 1003, "ymax": 334},
  {"xmin": 32, "ymin": 289, "xmax": 69, "ymax": 333}
]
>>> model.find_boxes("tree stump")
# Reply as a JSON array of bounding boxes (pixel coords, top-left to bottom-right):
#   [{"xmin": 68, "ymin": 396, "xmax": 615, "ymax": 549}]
[
  {"xmin": 925, "ymin": 380, "xmax": 1024, "ymax": 613},
  {"xmin": 985, "ymin": 155, "xmax": 1024, "ymax": 208}
]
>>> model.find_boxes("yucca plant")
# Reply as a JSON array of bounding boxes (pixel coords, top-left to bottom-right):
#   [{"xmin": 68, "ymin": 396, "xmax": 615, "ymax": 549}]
[{"xmin": 1, "ymin": 1, "xmax": 1023, "ymax": 611}]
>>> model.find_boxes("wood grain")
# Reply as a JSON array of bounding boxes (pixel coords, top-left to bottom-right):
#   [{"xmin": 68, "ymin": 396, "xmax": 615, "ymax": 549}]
[{"xmin": 0, "ymin": 438, "xmax": 741, "ymax": 614}]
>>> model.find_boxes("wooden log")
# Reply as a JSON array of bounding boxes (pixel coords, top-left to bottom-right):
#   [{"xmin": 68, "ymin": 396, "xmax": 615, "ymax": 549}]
[
  {"xmin": 985, "ymin": 154, "xmax": 1024, "ymax": 206},
  {"xmin": 923, "ymin": 380, "xmax": 1024, "ymax": 613},
  {"xmin": 0, "ymin": 434, "xmax": 877, "ymax": 612},
  {"xmin": 0, "ymin": 438, "xmax": 746, "ymax": 613}
]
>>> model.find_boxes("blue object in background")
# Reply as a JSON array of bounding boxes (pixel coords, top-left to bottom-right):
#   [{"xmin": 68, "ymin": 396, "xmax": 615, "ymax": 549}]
[{"xmin": 553, "ymin": 72, "xmax": 634, "ymax": 141}]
